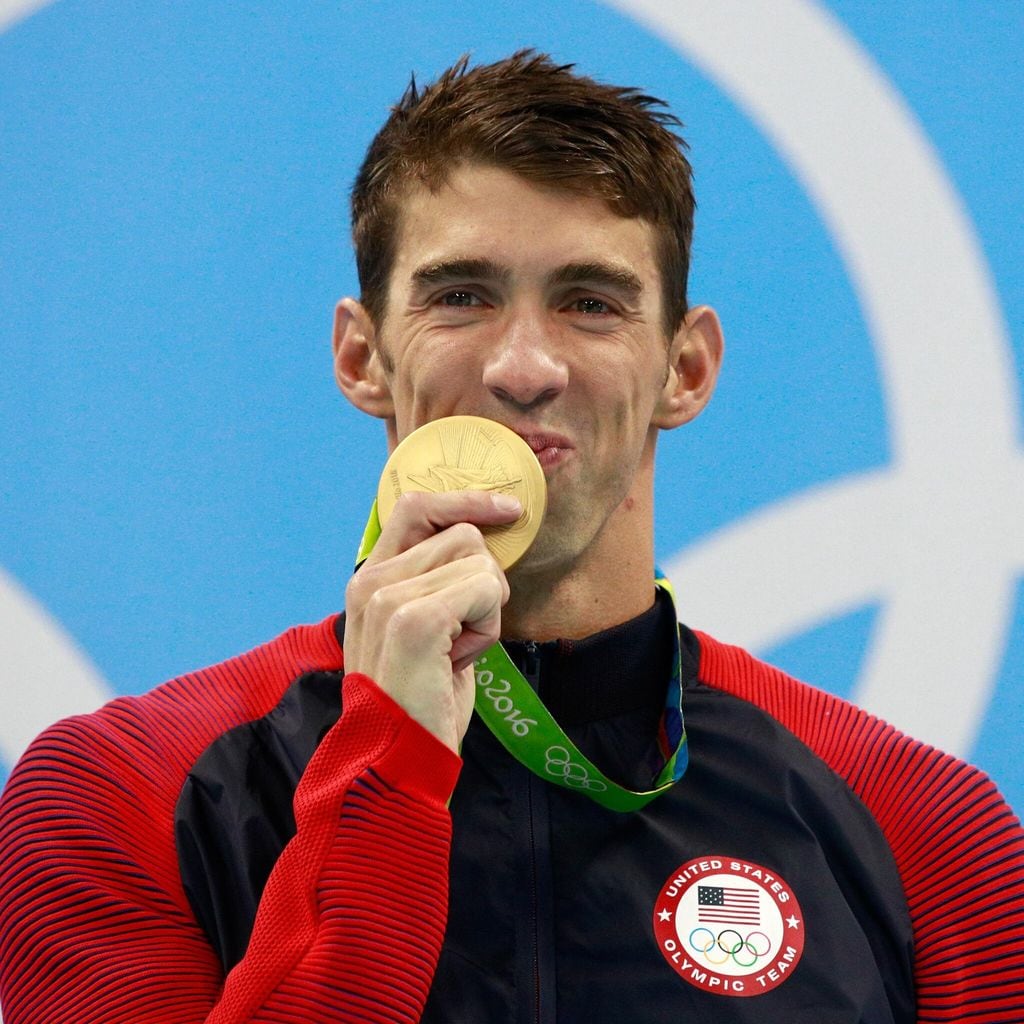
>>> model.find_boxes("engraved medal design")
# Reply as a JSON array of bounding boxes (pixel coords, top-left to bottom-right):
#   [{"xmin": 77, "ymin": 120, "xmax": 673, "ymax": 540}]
[{"xmin": 376, "ymin": 416, "xmax": 547, "ymax": 569}]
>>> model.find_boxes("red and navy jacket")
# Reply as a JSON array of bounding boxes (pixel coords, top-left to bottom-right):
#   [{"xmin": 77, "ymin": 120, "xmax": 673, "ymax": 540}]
[{"xmin": 2, "ymin": 591, "xmax": 1023, "ymax": 1022}]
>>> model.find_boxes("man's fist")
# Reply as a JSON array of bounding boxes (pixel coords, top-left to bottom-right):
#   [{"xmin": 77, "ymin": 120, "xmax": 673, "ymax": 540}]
[{"xmin": 343, "ymin": 490, "xmax": 522, "ymax": 752}]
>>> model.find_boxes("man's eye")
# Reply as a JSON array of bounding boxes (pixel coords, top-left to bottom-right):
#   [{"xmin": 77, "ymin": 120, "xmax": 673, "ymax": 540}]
[
  {"xmin": 440, "ymin": 290, "xmax": 481, "ymax": 307},
  {"xmin": 572, "ymin": 297, "xmax": 612, "ymax": 315}
]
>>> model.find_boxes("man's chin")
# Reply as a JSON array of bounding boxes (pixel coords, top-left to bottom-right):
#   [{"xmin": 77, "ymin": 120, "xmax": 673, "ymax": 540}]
[{"xmin": 506, "ymin": 524, "xmax": 584, "ymax": 586}]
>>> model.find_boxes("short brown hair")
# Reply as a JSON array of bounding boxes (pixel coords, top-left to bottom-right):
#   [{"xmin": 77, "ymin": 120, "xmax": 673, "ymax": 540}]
[{"xmin": 351, "ymin": 50, "xmax": 695, "ymax": 338}]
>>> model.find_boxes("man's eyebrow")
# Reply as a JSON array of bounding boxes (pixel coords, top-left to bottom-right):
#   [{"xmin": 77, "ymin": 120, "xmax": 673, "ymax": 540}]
[
  {"xmin": 410, "ymin": 258, "xmax": 512, "ymax": 287},
  {"xmin": 408, "ymin": 258, "xmax": 644, "ymax": 302},
  {"xmin": 547, "ymin": 262, "xmax": 644, "ymax": 302}
]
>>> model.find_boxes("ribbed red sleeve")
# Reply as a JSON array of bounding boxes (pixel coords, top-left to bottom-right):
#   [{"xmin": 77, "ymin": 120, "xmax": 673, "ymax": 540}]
[
  {"xmin": 696, "ymin": 631, "xmax": 1024, "ymax": 1023},
  {"xmin": 0, "ymin": 618, "xmax": 460, "ymax": 1024}
]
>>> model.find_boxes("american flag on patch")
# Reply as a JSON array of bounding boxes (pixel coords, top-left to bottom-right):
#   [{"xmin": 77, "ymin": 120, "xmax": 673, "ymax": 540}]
[{"xmin": 697, "ymin": 885, "xmax": 761, "ymax": 925}]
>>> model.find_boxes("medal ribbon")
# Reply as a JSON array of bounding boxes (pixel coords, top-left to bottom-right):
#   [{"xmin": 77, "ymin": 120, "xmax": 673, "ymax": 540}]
[{"xmin": 356, "ymin": 501, "xmax": 687, "ymax": 812}]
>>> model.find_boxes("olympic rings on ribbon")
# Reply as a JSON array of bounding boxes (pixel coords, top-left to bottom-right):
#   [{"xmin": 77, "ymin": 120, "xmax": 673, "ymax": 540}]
[
  {"xmin": 543, "ymin": 746, "xmax": 608, "ymax": 791},
  {"xmin": 688, "ymin": 927, "xmax": 773, "ymax": 967}
]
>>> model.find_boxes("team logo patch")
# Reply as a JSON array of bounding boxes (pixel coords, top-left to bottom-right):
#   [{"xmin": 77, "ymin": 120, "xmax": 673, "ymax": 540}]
[{"xmin": 653, "ymin": 856, "xmax": 805, "ymax": 997}]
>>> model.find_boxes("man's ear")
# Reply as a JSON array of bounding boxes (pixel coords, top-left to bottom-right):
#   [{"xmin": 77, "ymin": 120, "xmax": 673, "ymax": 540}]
[
  {"xmin": 332, "ymin": 297, "xmax": 395, "ymax": 419},
  {"xmin": 652, "ymin": 304, "xmax": 724, "ymax": 430}
]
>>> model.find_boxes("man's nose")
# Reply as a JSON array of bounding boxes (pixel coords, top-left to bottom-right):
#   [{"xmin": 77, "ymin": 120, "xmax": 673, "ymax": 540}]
[{"xmin": 481, "ymin": 312, "xmax": 569, "ymax": 410}]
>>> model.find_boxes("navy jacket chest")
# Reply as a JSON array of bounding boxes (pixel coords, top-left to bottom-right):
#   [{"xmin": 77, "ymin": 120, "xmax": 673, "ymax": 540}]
[{"xmin": 425, "ymin": 690, "xmax": 915, "ymax": 1024}]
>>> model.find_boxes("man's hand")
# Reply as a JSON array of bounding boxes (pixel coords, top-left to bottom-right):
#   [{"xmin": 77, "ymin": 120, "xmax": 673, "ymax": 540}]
[{"xmin": 343, "ymin": 490, "xmax": 522, "ymax": 752}]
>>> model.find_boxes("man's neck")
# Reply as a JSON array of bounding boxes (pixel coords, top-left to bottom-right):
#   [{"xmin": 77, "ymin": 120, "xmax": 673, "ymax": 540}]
[
  {"xmin": 500, "ymin": 462, "xmax": 660, "ymax": 641},
  {"xmin": 500, "ymin": 539, "xmax": 656, "ymax": 643}
]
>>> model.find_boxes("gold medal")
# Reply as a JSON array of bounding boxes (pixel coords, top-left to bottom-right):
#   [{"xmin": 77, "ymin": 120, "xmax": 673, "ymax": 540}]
[{"xmin": 377, "ymin": 416, "xmax": 547, "ymax": 569}]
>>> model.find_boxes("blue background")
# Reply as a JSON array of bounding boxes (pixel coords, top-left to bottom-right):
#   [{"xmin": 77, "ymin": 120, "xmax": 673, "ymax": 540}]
[{"xmin": 2, "ymin": 1, "xmax": 1021, "ymax": 805}]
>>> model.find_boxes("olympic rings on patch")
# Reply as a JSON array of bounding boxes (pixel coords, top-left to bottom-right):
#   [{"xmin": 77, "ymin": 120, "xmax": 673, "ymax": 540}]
[
  {"xmin": 703, "ymin": 937, "xmax": 733, "ymax": 965},
  {"xmin": 543, "ymin": 746, "xmax": 608, "ymax": 791},
  {"xmin": 688, "ymin": 927, "xmax": 773, "ymax": 967}
]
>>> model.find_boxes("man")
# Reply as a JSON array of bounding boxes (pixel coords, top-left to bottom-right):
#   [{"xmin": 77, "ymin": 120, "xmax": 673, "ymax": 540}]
[{"xmin": 1, "ymin": 51, "xmax": 1022, "ymax": 1024}]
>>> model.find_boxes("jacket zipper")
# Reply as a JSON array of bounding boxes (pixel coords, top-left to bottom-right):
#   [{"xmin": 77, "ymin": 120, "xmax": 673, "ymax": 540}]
[{"xmin": 523, "ymin": 641, "xmax": 541, "ymax": 1024}]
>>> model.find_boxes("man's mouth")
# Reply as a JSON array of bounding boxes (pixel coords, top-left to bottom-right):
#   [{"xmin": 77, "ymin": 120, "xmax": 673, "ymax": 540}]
[{"xmin": 514, "ymin": 429, "xmax": 574, "ymax": 470}]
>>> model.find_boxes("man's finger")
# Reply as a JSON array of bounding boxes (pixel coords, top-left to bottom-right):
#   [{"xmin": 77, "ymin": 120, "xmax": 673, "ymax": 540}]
[
  {"xmin": 367, "ymin": 489, "xmax": 522, "ymax": 563},
  {"xmin": 348, "ymin": 522, "xmax": 511, "ymax": 617}
]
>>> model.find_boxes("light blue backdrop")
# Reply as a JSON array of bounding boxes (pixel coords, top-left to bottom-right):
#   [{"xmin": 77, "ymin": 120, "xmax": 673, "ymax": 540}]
[{"xmin": 2, "ymin": 1, "xmax": 1022, "ymax": 809}]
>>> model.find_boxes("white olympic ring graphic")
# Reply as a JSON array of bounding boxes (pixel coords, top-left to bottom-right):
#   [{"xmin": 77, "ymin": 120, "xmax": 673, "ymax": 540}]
[
  {"xmin": 614, "ymin": 0, "xmax": 1024, "ymax": 756},
  {"xmin": 1, "ymin": 0, "xmax": 1020, "ymax": 780},
  {"xmin": 544, "ymin": 746, "xmax": 608, "ymax": 791},
  {"xmin": 689, "ymin": 927, "xmax": 773, "ymax": 968}
]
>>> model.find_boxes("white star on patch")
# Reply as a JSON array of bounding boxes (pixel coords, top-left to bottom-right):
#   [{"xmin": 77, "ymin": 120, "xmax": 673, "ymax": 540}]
[
  {"xmin": 786, "ymin": 915, "xmax": 801, "ymax": 929},
  {"xmin": 658, "ymin": 908, "xmax": 672, "ymax": 922}
]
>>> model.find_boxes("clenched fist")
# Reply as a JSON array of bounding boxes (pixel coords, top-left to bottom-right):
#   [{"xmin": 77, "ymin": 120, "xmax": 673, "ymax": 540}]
[{"xmin": 343, "ymin": 490, "xmax": 522, "ymax": 752}]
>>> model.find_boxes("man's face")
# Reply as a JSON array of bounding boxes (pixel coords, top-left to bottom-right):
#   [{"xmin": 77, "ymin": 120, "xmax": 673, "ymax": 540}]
[{"xmin": 368, "ymin": 163, "xmax": 686, "ymax": 576}]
